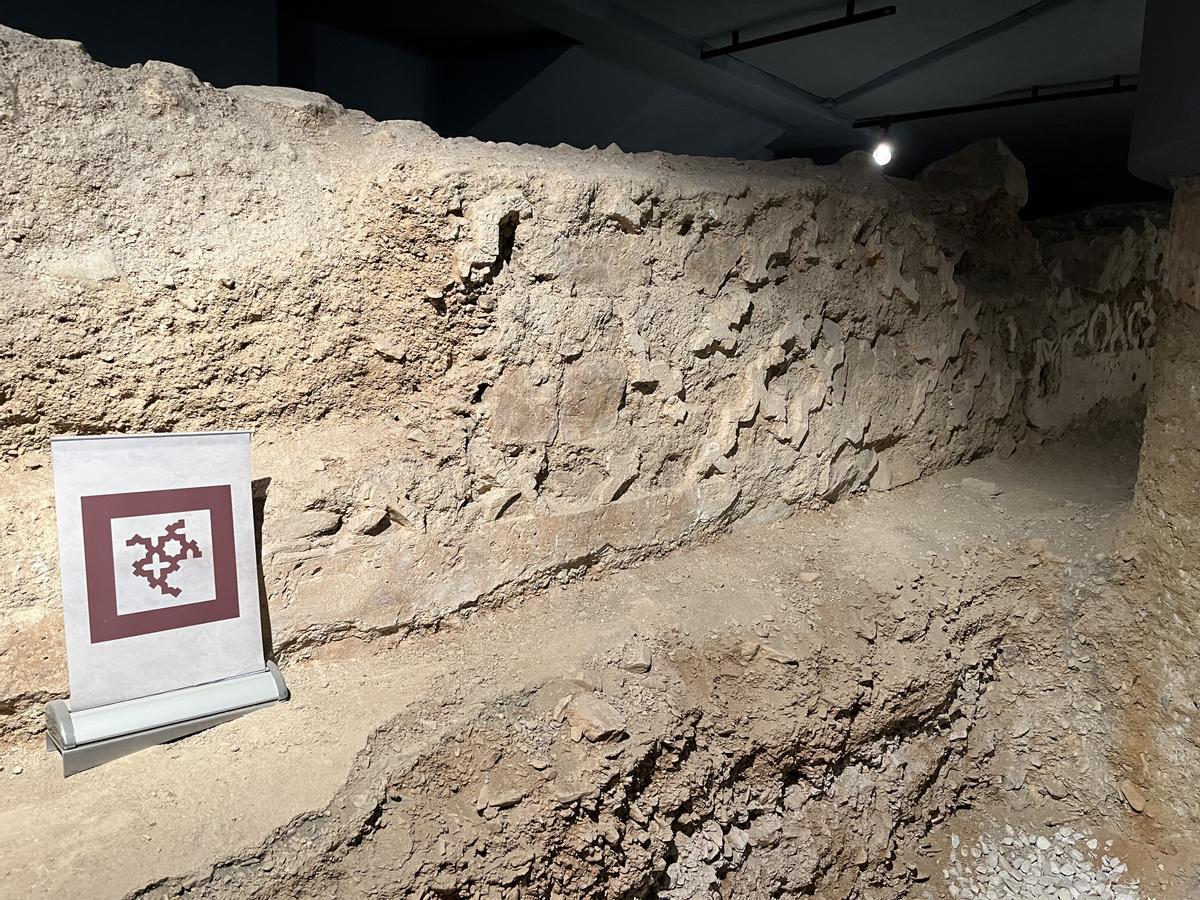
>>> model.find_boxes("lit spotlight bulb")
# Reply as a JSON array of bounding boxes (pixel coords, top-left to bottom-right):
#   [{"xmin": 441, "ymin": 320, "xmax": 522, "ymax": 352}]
[{"xmin": 872, "ymin": 140, "xmax": 894, "ymax": 167}]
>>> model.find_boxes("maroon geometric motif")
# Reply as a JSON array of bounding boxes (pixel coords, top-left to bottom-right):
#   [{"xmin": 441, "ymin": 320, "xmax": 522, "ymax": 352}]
[
  {"xmin": 80, "ymin": 485, "xmax": 240, "ymax": 644},
  {"xmin": 126, "ymin": 519, "xmax": 203, "ymax": 597}
]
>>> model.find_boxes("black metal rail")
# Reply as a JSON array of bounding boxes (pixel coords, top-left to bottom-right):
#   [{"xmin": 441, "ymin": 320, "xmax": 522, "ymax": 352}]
[
  {"xmin": 700, "ymin": 2, "xmax": 897, "ymax": 59},
  {"xmin": 852, "ymin": 76, "xmax": 1137, "ymax": 128}
]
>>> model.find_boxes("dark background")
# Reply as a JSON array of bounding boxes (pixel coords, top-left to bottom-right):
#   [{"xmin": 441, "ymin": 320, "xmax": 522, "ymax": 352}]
[{"xmin": 0, "ymin": 0, "xmax": 1169, "ymax": 217}]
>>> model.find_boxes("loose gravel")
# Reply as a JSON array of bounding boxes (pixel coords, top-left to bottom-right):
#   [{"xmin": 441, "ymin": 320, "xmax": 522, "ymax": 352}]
[{"xmin": 936, "ymin": 826, "xmax": 1141, "ymax": 900}]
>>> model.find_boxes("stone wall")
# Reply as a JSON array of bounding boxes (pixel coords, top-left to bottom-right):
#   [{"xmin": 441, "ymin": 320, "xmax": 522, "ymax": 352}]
[
  {"xmin": 1028, "ymin": 204, "xmax": 1165, "ymax": 428},
  {"xmin": 1132, "ymin": 181, "xmax": 1200, "ymax": 603},
  {"xmin": 0, "ymin": 26, "xmax": 1163, "ymax": 738},
  {"xmin": 1117, "ymin": 180, "xmax": 1200, "ymax": 855}
]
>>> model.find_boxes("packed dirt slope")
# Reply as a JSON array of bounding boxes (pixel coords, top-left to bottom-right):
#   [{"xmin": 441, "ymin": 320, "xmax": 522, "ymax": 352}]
[{"xmin": 0, "ymin": 25, "xmax": 1163, "ymax": 746}]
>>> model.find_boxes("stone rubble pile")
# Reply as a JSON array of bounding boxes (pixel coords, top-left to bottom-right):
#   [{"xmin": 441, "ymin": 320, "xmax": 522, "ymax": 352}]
[{"xmin": 939, "ymin": 827, "xmax": 1140, "ymax": 900}]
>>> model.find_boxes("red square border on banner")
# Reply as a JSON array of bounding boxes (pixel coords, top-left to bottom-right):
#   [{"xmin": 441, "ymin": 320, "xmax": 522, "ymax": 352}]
[{"xmin": 80, "ymin": 484, "xmax": 241, "ymax": 644}]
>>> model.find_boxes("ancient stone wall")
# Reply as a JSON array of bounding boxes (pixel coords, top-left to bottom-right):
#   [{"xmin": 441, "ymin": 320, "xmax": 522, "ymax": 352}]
[
  {"xmin": 1132, "ymin": 181, "xmax": 1200, "ymax": 603},
  {"xmin": 1116, "ymin": 181, "xmax": 1200, "ymax": 863},
  {"xmin": 0, "ymin": 26, "xmax": 1163, "ymax": 737},
  {"xmin": 1028, "ymin": 204, "xmax": 1165, "ymax": 429}
]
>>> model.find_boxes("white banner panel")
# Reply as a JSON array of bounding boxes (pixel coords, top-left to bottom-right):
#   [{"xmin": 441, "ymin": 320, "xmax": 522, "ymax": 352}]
[{"xmin": 51, "ymin": 432, "xmax": 265, "ymax": 711}]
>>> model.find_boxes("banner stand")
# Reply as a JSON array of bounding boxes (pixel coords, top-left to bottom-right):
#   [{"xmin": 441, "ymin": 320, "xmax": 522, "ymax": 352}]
[
  {"xmin": 48, "ymin": 430, "xmax": 284, "ymax": 777},
  {"xmin": 45, "ymin": 662, "xmax": 288, "ymax": 776}
]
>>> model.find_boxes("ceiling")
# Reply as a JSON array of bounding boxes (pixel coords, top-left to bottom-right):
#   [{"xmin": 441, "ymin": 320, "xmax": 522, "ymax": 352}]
[{"xmin": 0, "ymin": 0, "xmax": 1168, "ymax": 216}]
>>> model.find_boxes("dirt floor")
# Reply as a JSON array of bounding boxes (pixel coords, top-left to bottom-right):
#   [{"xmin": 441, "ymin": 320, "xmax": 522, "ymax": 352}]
[{"xmin": 0, "ymin": 427, "xmax": 1193, "ymax": 899}]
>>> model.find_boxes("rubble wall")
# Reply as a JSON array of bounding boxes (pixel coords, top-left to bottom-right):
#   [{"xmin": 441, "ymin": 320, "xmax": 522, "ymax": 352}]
[
  {"xmin": 1133, "ymin": 180, "xmax": 1200, "ymax": 602},
  {"xmin": 0, "ymin": 26, "xmax": 1162, "ymax": 737},
  {"xmin": 1118, "ymin": 181, "xmax": 1200, "ymax": 860}
]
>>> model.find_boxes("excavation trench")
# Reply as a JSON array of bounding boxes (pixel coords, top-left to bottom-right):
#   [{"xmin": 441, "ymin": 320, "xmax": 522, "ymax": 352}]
[
  {"xmin": 0, "ymin": 23, "xmax": 1189, "ymax": 899},
  {"xmin": 136, "ymin": 578, "xmax": 1010, "ymax": 899},
  {"xmin": 1, "ymin": 427, "xmax": 1176, "ymax": 898},
  {"xmin": 111, "ymin": 432, "xmax": 1155, "ymax": 900}
]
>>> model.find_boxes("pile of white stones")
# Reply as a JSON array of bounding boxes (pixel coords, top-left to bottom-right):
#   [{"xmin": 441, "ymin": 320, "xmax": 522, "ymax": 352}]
[{"xmin": 939, "ymin": 826, "xmax": 1140, "ymax": 899}]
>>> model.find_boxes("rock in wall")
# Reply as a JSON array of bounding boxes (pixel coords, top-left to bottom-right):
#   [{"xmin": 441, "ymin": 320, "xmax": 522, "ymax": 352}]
[{"xmin": 0, "ymin": 26, "xmax": 1163, "ymax": 737}]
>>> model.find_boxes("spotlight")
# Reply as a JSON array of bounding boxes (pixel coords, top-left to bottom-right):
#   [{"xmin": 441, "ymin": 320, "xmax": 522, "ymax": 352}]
[{"xmin": 872, "ymin": 140, "xmax": 894, "ymax": 167}]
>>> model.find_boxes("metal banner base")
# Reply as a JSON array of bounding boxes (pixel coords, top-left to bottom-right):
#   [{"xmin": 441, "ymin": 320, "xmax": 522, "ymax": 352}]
[{"xmin": 45, "ymin": 662, "xmax": 288, "ymax": 777}]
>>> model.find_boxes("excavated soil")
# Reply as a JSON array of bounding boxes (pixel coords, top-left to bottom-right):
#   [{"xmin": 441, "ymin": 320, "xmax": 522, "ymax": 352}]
[{"xmin": 2, "ymin": 429, "xmax": 1192, "ymax": 899}]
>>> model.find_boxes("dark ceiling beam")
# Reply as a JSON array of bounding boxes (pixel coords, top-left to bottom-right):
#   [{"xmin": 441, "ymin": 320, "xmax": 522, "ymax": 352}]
[
  {"xmin": 700, "ymin": 3, "xmax": 897, "ymax": 59},
  {"xmin": 833, "ymin": 0, "xmax": 1079, "ymax": 107},
  {"xmin": 485, "ymin": 0, "xmax": 855, "ymax": 131},
  {"xmin": 852, "ymin": 76, "xmax": 1137, "ymax": 128}
]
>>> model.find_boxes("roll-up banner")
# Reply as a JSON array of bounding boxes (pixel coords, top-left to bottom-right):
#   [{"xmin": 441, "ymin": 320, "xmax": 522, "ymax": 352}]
[{"xmin": 45, "ymin": 431, "xmax": 287, "ymax": 775}]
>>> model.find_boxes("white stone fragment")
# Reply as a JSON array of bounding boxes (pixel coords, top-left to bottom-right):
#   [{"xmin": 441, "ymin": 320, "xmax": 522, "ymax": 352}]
[{"xmin": 940, "ymin": 829, "xmax": 1139, "ymax": 900}]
